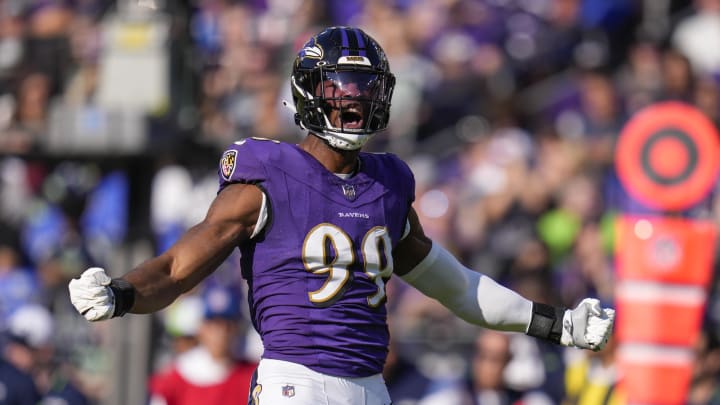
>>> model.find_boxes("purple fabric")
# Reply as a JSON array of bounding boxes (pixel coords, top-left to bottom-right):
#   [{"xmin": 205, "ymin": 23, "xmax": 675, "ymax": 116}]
[
  {"xmin": 217, "ymin": 138, "xmax": 415, "ymax": 377},
  {"xmin": 354, "ymin": 28, "xmax": 366, "ymax": 56},
  {"xmin": 340, "ymin": 28, "xmax": 350, "ymax": 56}
]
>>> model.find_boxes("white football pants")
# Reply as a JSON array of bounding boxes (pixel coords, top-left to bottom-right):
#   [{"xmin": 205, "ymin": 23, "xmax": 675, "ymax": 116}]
[{"xmin": 249, "ymin": 358, "xmax": 392, "ymax": 405}]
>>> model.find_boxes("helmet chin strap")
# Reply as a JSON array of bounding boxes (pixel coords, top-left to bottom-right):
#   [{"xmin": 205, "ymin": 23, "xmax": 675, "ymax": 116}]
[
  {"xmin": 316, "ymin": 132, "xmax": 359, "ymax": 150},
  {"xmin": 307, "ymin": 129, "xmax": 366, "ymax": 151}
]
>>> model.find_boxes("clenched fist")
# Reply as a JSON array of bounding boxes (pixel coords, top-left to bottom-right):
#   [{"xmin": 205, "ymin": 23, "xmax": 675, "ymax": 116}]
[
  {"xmin": 561, "ymin": 298, "xmax": 615, "ymax": 351},
  {"xmin": 68, "ymin": 267, "xmax": 116, "ymax": 321}
]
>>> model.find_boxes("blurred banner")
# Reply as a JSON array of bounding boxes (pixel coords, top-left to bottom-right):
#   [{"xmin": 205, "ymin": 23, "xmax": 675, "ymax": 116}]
[
  {"xmin": 45, "ymin": 5, "xmax": 169, "ymax": 155},
  {"xmin": 614, "ymin": 102, "xmax": 720, "ymax": 405},
  {"xmin": 98, "ymin": 11, "xmax": 169, "ymax": 112}
]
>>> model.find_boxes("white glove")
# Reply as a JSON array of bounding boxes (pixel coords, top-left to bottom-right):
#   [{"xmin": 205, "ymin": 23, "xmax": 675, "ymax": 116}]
[
  {"xmin": 68, "ymin": 267, "xmax": 116, "ymax": 321},
  {"xmin": 560, "ymin": 298, "xmax": 615, "ymax": 351}
]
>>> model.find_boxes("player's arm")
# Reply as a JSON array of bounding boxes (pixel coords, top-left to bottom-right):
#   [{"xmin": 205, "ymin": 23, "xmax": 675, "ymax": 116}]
[
  {"xmin": 393, "ymin": 207, "xmax": 614, "ymax": 351},
  {"xmin": 68, "ymin": 183, "xmax": 264, "ymax": 319}
]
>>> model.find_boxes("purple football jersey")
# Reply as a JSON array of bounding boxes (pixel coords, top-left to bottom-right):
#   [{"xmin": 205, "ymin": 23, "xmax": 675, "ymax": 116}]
[{"xmin": 217, "ymin": 138, "xmax": 415, "ymax": 377}]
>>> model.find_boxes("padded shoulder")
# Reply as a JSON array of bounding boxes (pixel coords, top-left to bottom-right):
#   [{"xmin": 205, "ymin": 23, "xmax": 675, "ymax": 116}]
[{"xmin": 217, "ymin": 137, "xmax": 288, "ymax": 192}]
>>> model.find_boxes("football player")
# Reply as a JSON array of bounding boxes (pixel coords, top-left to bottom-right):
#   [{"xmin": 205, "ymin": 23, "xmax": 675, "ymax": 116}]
[{"xmin": 69, "ymin": 26, "xmax": 614, "ymax": 405}]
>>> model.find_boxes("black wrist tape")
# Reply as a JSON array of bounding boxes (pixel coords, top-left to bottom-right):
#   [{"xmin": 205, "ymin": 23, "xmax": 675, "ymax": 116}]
[
  {"xmin": 109, "ymin": 279, "xmax": 136, "ymax": 318},
  {"xmin": 526, "ymin": 302, "xmax": 565, "ymax": 344}
]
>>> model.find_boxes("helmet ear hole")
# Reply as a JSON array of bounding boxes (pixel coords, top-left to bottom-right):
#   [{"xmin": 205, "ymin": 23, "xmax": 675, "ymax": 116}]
[{"xmin": 289, "ymin": 26, "xmax": 395, "ymax": 150}]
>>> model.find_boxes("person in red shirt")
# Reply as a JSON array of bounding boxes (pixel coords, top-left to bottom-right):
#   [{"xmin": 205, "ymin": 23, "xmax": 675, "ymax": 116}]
[{"xmin": 148, "ymin": 285, "xmax": 257, "ymax": 405}]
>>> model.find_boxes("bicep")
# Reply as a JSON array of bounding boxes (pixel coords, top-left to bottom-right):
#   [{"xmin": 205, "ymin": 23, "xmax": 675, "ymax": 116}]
[
  {"xmin": 393, "ymin": 207, "xmax": 432, "ymax": 277},
  {"xmin": 164, "ymin": 182, "xmax": 263, "ymax": 275},
  {"xmin": 124, "ymin": 183, "xmax": 263, "ymax": 309},
  {"xmin": 202, "ymin": 182, "xmax": 265, "ymax": 244}
]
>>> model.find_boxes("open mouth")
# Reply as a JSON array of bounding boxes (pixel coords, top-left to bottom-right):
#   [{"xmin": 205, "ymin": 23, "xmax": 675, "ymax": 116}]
[{"xmin": 340, "ymin": 106, "xmax": 364, "ymax": 129}]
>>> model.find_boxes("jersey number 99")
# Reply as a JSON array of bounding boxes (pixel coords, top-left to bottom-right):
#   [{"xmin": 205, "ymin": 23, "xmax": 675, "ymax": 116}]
[{"xmin": 302, "ymin": 224, "xmax": 393, "ymax": 307}]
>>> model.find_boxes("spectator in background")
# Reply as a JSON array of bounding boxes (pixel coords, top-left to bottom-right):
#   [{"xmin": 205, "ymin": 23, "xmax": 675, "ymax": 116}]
[
  {"xmin": 417, "ymin": 30, "xmax": 485, "ymax": 145},
  {"xmin": 60, "ymin": 3, "xmax": 101, "ymax": 116},
  {"xmin": 0, "ymin": 350, "xmax": 40, "ymax": 405},
  {"xmin": 0, "ymin": 70, "xmax": 51, "ymax": 153},
  {"xmin": 460, "ymin": 330, "xmax": 555, "ymax": 405},
  {"xmin": 0, "ymin": 158, "xmax": 32, "ymax": 229},
  {"xmin": 22, "ymin": 162, "xmax": 99, "ymax": 311},
  {"xmin": 14, "ymin": 0, "xmax": 77, "ymax": 143},
  {"xmin": 465, "ymin": 330, "xmax": 518, "ymax": 405},
  {"xmin": 4, "ymin": 303, "xmax": 89, "ymax": 405},
  {"xmin": 660, "ymin": 48, "xmax": 695, "ymax": 102},
  {"xmin": 22, "ymin": 0, "xmax": 74, "ymax": 96},
  {"xmin": 671, "ymin": 0, "xmax": 720, "ymax": 76},
  {"xmin": 382, "ymin": 333, "xmax": 437, "ymax": 405},
  {"xmin": 0, "ymin": 227, "xmax": 40, "ymax": 329},
  {"xmin": 688, "ymin": 328, "xmax": 720, "ymax": 404},
  {"xmin": 0, "ymin": 4, "xmax": 26, "ymax": 153},
  {"xmin": 573, "ymin": 70, "xmax": 625, "ymax": 169},
  {"xmin": 20, "ymin": 162, "xmax": 128, "ymax": 312},
  {"xmin": 692, "ymin": 74, "xmax": 720, "ymax": 125},
  {"xmin": 504, "ymin": 272, "xmax": 567, "ymax": 404},
  {"xmin": 161, "ymin": 294, "xmax": 204, "ymax": 357},
  {"xmin": 148, "ymin": 285, "xmax": 257, "ymax": 405},
  {"xmin": 151, "ymin": 293, "xmax": 204, "ymax": 374},
  {"xmin": 553, "ymin": 221, "xmax": 615, "ymax": 310},
  {"xmin": 0, "ymin": 1, "xmax": 24, "ymax": 90},
  {"xmin": 564, "ymin": 335, "xmax": 623, "ymax": 405},
  {"xmin": 614, "ymin": 39, "xmax": 663, "ymax": 114}
]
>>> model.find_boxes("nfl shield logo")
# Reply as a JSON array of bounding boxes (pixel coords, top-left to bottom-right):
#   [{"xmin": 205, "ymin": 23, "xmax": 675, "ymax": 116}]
[
  {"xmin": 342, "ymin": 184, "xmax": 356, "ymax": 201},
  {"xmin": 281, "ymin": 384, "xmax": 295, "ymax": 398},
  {"xmin": 220, "ymin": 149, "xmax": 237, "ymax": 180}
]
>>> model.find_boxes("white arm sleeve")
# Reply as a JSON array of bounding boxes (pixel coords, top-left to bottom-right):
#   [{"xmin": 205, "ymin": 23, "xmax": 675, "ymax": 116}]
[{"xmin": 400, "ymin": 242, "xmax": 533, "ymax": 332}]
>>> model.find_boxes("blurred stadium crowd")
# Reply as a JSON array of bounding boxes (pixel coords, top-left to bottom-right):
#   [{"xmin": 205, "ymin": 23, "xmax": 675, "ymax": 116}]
[{"xmin": 2, "ymin": 0, "xmax": 720, "ymax": 404}]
